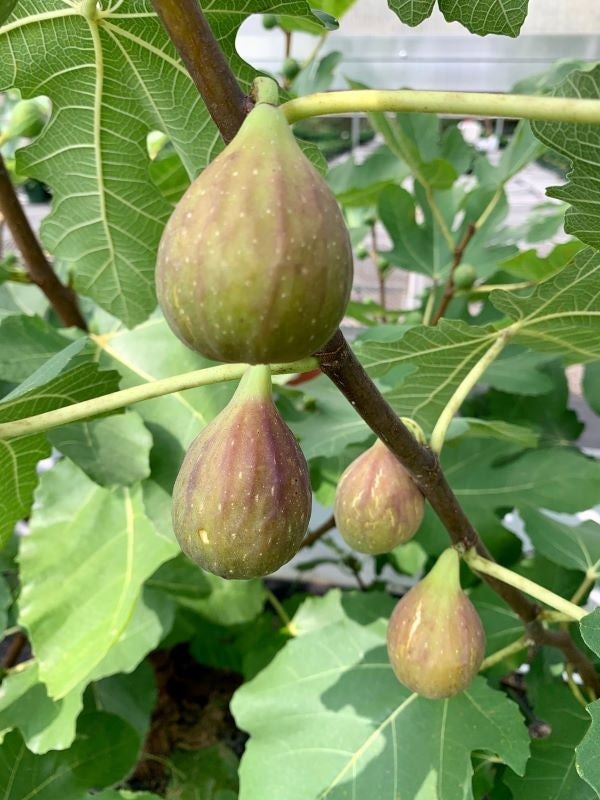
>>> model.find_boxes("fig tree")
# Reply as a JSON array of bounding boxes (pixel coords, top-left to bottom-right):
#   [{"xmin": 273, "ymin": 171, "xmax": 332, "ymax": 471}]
[
  {"xmin": 387, "ymin": 548, "xmax": 485, "ymax": 698},
  {"xmin": 334, "ymin": 439, "xmax": 425, "ymax": 555},
  {"xmin": 156, "ymin": 88, "xmax": 353, "ymax": 364},
  {"xmin": 172, "ymin": 365, "xmax": 312, "ymax": 579}
]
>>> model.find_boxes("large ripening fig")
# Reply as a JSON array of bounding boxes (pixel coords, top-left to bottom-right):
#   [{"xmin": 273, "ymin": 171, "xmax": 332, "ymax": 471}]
[
  {"xmin": 172, "ymin": 365, "xmax": 312, "ymax": 579},
  {"xmin": 387, "ymin": 548, "xmax": 485, "ymax": 698},
  {"xmin": 156, "ymin": 90, "xmax": 353, "ymax": 364},
  {"xmin": 334, "ymin": 439, "xmax": 425, "ymax": 555}
]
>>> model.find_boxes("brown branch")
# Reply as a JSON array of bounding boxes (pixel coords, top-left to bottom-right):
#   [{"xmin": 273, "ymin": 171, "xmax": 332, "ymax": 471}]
[
  {"xmin": 1, "ymin": 631, "xmax": 26, "ymax": 669},
  {"xmin": 430, "ymin": 222, "xmax": 476, "ymax": 325},
  {"xmin": 0, "ymin": 155, "xmax": 87, "ymax": 330},
  {"xmin": 302, "ymin": 513, "xmax": 336, "ymax": 548},
  {"xmin": 150, "ymin": 0, "xmax": 247, "ymax": 144},
  {"xmin": 316, "ymin": 331, "xmax": 600, "ymax": 694},
  {"xmin": 151, "ymin": 0, "xmax": 599, "ymax": 695}
]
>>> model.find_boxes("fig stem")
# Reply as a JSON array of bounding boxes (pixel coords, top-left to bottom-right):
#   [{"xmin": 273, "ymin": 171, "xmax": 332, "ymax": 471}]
[
  {"xmin": 479, "ymin": 635, "xmax": 529, "ymax": 671},
  {"xmin": 282, "ymin": 90, "xmax": 600, "ymax": 127},
  {"xmin": 463, "ymin": 549, "xmax": 588, "ymax": 621},
  {"xmin": 265, "ymin": 588, "xmax": 298, "ymax": 636},
  {"xmin": 250, "ymin": 76, "xmax": 280, "ymax": 107},
  {"xmin": 430, "ymin": 328, "xmax": 513, "ymax": 453},
  {"xmin": 0, "ymin": 357, "xmax": 318, "ymax": 440}
]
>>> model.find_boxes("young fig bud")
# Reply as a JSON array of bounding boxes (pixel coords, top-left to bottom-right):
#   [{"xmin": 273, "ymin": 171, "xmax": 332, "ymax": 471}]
[
  {"xmin": 453, "ymin": 263, "xmax": 477, "ymax": 290},
  {"xmin": 156, "ymin": 84, "xmax": 353, "ymax": 364},
  {"xmin": 387, "ymin": 548, "xmax": 485, "ymax": 698},
  {"xmin": 172, "ymin": 366, "xmax": 312, "ymax": 579},
  {"xmin": 334, "ymin": 440, "xmax": 425, "ymax": 555}
]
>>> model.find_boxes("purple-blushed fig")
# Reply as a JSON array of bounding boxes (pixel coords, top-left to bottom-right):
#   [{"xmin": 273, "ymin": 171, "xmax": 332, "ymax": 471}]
[
  {"xmin": 172, "ymin": 365, "xmax": 312, "ymax": 579},
  {"xmin": 387, "ymin": 548, "xmax": 485, "ymax": 698},
  {"xmin": 156, "ymin": 94, "xmax": 353, "ymax": 364},
  {"xmin": 334, "ymin": 439, "xmax": 425, "ymax": 555}
]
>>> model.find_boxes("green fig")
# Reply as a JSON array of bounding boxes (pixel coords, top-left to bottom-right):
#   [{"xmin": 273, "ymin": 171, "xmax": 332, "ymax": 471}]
[
  {"xmin": 355, "ymin": 243, "xmax": 369, "ymax": 260},
  {"xmin": 403, "ymin": 310, "xmax": 422, "ymax": 325},
  {"xmin": 172, "ymin": 365, "xmax": 312, "ymax": 579},
  {"xmin": 4, "ymin": 98, "xmax": 46, "ymax": 140},
  {"xmin": 453, "ymin": 263, "xmax": 477, "ymax": 290},
  {"xmin": 387, "ymin": 548, "xmax": 485, "ymax": 698},
  {"xmin": 282, "ymin": 57, "xmax": 301, "ymax": 81},
  {"xmin": 262, "ymin": 13, "xmax": 278, "ymax": 29},
  {"xmin": 377, "ymin": 255, "xmax": 390, "ymax": 272},
  {"xmin": 334, "ymin": 439, "xmax": 425, "ymax": 555},
  {"xmin": 156, "ymin": 92, "xmax": 353, "ymax": 364}
]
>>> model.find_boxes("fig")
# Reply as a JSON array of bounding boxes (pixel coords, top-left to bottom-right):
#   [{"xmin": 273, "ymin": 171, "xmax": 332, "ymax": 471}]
[
  {"xmin": 403, "ymin": 310, "xmax": 422, "ymax": 325},
  {"xmin": 355, "ymin": 243, "xmax": 369, "ymax": 260},
  {"xmin": 4, "ymin": 98, "xmax": 46, "ymax": 140},
  {"xmin": 387, "ymin": 548, "xmax": 485, "ymax": 698},
  {"xmin": 262, "ymin": 13, "xmax": 278, "ymax": 29},
  {"xmin": 282, "ymin": 57, "xmax": 301, "ymax": 81},
  {"xmin": 172, "ymin": 365, "xmax": 312, "ymax": 579},
  {"xmin": 156, "ymin": 87, "xmax": 353, "ymax": 364},
  {"xmin": 334, "ymin": 439, "xmax": 425, "ymax": 555},
  {"xmin": 453, "ymin": 263, "xmax": 477, "ymax": 290},
  {"xmin": 377, "ymin": 255, "xmax": 390, "ymax": 272}
]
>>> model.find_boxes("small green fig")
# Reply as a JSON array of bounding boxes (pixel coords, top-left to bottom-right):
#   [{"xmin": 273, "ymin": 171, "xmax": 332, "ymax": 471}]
[
  {"xmin": 453, "ymin": 263, "xmax": 477, "ymax": 290},
  {"xmin": 282, "ymin": 57, "xmax": 301, "ymax": 81},
  {"xmin": 334, "ymin": 439, "xmax": 425, "ymax": 555},
  {"xmin": 262, "ymin": 13, "xmax": 278, "ymax": 29},
  {"xmin": 156, "ymin": 92, "xmax": 353, "ymax": 364},
  {"xmin": 377, "ymin": 255, "xmax": 390, "ymax": 272},
  {"xmin": 387, "ymin": 548, "xmax": 485, "ymax": 698},
  {"xmin": 403, "ymin": 310, "xmax": 422, "ymax": 325},
  {"xmin": 172, "ymin": 365, "xmax": 312, "ymax": 579},
  {"xmin": 355, "ymin": 243, "xmax": 369, "ymax": 260},
  {"xmin": 5, "ymin": 98, "xmax": 46, "ymax": 140}
]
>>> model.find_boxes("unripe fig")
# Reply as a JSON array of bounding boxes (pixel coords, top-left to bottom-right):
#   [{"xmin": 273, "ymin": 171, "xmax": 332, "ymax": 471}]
[
  {"xmin": 262, "ymin": 13, "xmax": 278, "ymax": 29},
  {"xmin": 282, "ymin": 57, "xmax": 301, "ymax": 81},
  {"xmin": 453, "ymin": 263, "xmax": 477, "ymax": 290},
  {"xmin": 5, "ymin": 98, "xmax": 46, "ymax": 140},
  {"xmin": 172, "ymin": 365, "xmax": 311, "ymax": 579},
  {"xmin": 377, "ymin": 255, "xmax": 390, "ymax": 272},
  {"xmin": 334, "ymin": 439, "xmax": 425, "ymax": 555},
  {"xmin": 387, "ymin": 548, "xmax": 485, "ymax": 698},
  {"xmin": 403, "ymin": 310, "xmax": 422, "ymax": 325},
  {"xmin": 355, "ymin": 243, "xmax": 369, "ymax": 260},
  {"xmin": 156, "ymin": 93, "xmax": 353, "ymax": 364}
]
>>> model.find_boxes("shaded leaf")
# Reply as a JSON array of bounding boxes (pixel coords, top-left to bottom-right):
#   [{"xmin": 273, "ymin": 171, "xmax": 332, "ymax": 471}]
[
  {"xmin": 0, "ymin": 711, "xmax": 140, "ymax": 799},
  {"xmin": 94, "ymin": 660, "xmax": 157, "ymax": 739},
  {"xmin": 439, "ymin": 0, "xmax": 529, "ymax": 37},
  {"xmin": 505, "ymin": 684, "xmax": 594, "ymax": 799},
  {"xmin": 520, "ymin": 508, "xmax": 600, "ymax": 574},
  {"xmin": 165, "ymin": 745, "xmax": 239, "ymax": 800},
  {"xmin": 532, "ymin": 65, "xmax": 600, "ymax": 250},
  {"xmin": 48, "ymin": 411, "xmax": 153, "ymax": 486},
  {"xmin": 491, "ymin": 248, "xmax": 600, "ymax": 362},
  {"xmin": 0, "ymin": 362, "xmax": 120, "ymax": 547},
  {"xmin": 0, "ymin": 315, "xmax": 76, "ymax": 382},
  {"xmin": 0, "ymin": 661, "xmax": 83, "ymax": 754}
]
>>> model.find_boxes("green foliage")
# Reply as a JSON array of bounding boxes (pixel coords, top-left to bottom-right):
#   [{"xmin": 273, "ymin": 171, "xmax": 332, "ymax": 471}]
[
  {"xmin": 389, "ymin": 0, "xmax": 529, "ymax": 36},
  {"xmin": 233, "ymin": 592, "xmax": 529, "ymax": 799}
]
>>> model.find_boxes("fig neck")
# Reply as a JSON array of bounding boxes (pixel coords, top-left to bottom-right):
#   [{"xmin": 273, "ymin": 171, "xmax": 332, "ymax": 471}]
[
  {"xmin": 423, "ymin": 547, "xmax": 460, "ymax": 594},
  {"xmin": 234, "ymin": 365, "xmax": 273, "ymax": 403}
]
